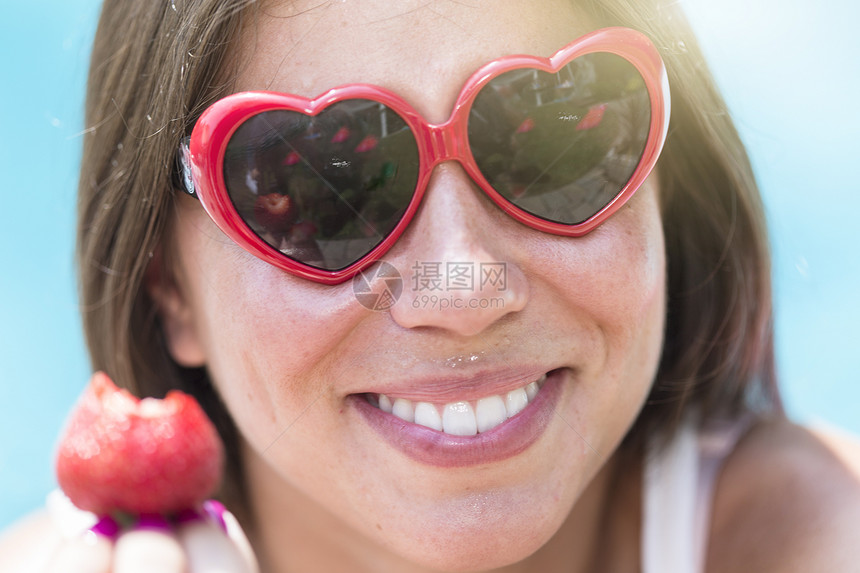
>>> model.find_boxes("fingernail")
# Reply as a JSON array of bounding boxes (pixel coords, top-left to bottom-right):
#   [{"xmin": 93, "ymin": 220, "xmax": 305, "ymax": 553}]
[
  {"xmin": 133, "ymin": 513, "xmax": 172, "ymax": 532},
  {"xmin": 88, "ymin": 515, "xmax": 121, "ymax": 540},
  {"xmin": 202, "ymin": 499, "xmax": 229, "ymax": 534}
]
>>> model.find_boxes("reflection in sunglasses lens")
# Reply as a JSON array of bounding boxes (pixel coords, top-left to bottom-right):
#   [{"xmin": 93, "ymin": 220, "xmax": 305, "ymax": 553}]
[
  {"xmin": 468, "ymin": 52, "xmax": 651, "ymax": 224},
  {"xmin": 224, "ymin": 101, "xmax": 420, "ymax": 271}
]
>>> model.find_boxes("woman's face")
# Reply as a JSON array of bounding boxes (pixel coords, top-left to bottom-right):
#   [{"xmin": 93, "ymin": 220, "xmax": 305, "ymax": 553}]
[{"xmin": 159, "ymin": 0, "xmax": 667, "ymax": 569}]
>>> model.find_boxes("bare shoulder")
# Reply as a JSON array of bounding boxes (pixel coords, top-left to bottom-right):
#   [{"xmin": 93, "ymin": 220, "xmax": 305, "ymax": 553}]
[
  {"xmin": 0, "ymin": 510, "xmax": 65, "ymax": 572},
  {"xmin": 707, "ymin": 417, "xmax": 860, "ymax": 573}
]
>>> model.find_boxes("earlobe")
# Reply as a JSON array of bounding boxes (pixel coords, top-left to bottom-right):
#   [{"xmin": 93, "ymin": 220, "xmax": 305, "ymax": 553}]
[{"xmin": 145, "ymin": 250, "xmax": 206, "ymax": 368}]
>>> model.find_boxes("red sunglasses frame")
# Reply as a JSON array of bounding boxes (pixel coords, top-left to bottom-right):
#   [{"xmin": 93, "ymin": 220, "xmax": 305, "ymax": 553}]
[{"xmin": 180, "ymin": 26, "xmax": 670, "ymax": 285}]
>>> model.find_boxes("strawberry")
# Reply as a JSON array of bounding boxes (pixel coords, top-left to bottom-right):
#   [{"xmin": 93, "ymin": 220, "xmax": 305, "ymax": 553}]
[
  {"xmin": 575, "ymin": 103, "xmax": 607, "ymax": 131},
  {"xmin": 515, "ymin": 117, "xmax": 535, "ymax": 134},
  {"xmin": 330, "ymin": 126, "xmax": 351, "ymax": 143},
  {"xmin": 55, "ymin": 372, "xmax": 224, "ymax": 516},
  {"xmin": 254, "ymin": 193, "xmax": 296, "ymax": 233},
  {"xmin": 354, "ymin": 134, "xmax": 378, "ymax": 153},
  {"xmin": 282, "ymin": 150, "xmax": 302, "ymax": 166},
  {"xmin": 289, "ymin": 220, "xmax": 318, "ymax": 242}
]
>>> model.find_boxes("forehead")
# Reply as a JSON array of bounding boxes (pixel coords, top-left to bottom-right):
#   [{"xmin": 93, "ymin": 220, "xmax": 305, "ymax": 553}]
[{"xmin": 236, "ymin": 0, "xmax": 592, "ymax": 122}]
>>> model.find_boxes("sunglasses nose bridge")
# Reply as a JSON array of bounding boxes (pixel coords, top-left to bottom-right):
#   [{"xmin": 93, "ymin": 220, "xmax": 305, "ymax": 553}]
[{"xmin": 426, "ymin": 122, "xmax": 463, "ymax": 168}]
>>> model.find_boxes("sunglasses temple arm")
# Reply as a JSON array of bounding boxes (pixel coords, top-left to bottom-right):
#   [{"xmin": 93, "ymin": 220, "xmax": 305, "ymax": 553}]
[{"xmin": 176, "ymin": 136, "xmax": 199, "ymax": 199}]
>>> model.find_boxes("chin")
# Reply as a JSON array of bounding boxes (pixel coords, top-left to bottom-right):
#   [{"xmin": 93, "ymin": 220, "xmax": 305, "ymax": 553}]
[
  {"xmin": 367, "ymin": 488, "xmax": 571, "ymax": 572},
  {"xmin": 387, "ymin": 529, "xmax": 552, "ymax": 572}
]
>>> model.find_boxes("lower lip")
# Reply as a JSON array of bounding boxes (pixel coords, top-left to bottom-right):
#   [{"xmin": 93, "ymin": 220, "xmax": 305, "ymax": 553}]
[{"xmin": 350, "ymin": 371, "xmax": 564, "ymax": 468}]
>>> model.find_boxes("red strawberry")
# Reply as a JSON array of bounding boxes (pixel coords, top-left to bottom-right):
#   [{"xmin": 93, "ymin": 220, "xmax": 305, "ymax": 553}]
[
  {"xmin": 354, "ymin": 134, "xmax": 378, "ymax": 153},
  {"xmin": 254, "ymin": 193, "xmax": 296, "ymax": 233},
  {"xmin": 575, "ymin": 103, "xmax": 607, "ymax": 131},
  {"xmin": 330, "ymin": 126, "xmax": 351, "ymax": 143},
  {"xmin": 515, "ymin": 117, "xmax": 535, "ymax": 134},
  {"xmin": 55, "ymin": 372, "xmax": 224, "ymax": 516},
  {"xmin": 282, "ymin": 150, "xmax": 302, "ymax": 166},
  {"xmin": 289, "ymin": 220, "xmax": 317, "ymax": 242}
]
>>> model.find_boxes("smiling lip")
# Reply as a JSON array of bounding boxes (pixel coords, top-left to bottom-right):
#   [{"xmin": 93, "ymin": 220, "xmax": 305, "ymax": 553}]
[
  {"xmin": 350, "ymin": 369, "xmax": 564, "ymax": 468},
  {"xmin": 355, "ymin": 367, "xmax": 551, "ymax": 404}
]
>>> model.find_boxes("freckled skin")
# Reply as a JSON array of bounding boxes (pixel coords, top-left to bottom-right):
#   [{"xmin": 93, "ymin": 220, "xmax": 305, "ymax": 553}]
[{"xmin": 158, "ymin": 1, "xmax": 667, "ymax": 571}]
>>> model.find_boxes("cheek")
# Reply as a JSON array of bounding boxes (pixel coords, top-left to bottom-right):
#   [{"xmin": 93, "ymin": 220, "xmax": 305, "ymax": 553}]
[
  {"xmin": 175, "ymin": 217, "xmax": 360, "ymax": 445},
  {"xmin": 535, "ymin": 188, "xmax": 666, "ymax": 336},
  {"xmin": 593, "ymin": 196, "xmax": 666, "ymax": 378},
  {"xmin": 595, "ymin": 213, "xmax": 666, "ymax": 352},
  {"xmin": 530, "ymin": 186, "xmax": 666, "ymax": 426}
]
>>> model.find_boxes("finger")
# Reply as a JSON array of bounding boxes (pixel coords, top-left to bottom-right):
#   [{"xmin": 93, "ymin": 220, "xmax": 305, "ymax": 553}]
[
  {"xmin": 44, "ymin": 490, "xmax": 115, "ymax": 573},
  {"xmin": 177, "ymin": 520, "xmax": 251, "ymax": 573},
  {"xmin": 45, "ymin": 489, "xmax": 99, "ymax": 538},
  {"xmin": 43, "ymin": 534, "xmax": 112, "ymax": 573},
  {"xmin": 206, "ymin": 501, "xmax": 259, "ymax": 573},
  {"xmin": 176, "ymin": 505, "xmax": 259, "ymax": 573},
  {"xmin": 113, "ymin": 515, "xmax": 186, "ymax": 573}
]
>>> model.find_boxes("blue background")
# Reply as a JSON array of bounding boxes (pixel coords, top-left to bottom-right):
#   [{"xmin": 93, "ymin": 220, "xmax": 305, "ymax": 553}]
[{"xmin": 1, "ymin": 0, "xmax": 858, "ymax": 529}]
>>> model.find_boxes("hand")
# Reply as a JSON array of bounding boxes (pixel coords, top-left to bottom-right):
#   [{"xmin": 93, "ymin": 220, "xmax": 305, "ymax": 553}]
[{"xmin": 43, "ymin": 490, "xmax": 259, "ymax": 573}]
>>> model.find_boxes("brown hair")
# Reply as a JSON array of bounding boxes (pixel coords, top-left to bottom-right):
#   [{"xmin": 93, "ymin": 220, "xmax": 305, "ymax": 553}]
[
  {"xmin": 77, "ymin": 0, "xmax": 258, "ymax": 509},
  {"xmin": 77, "ymin": 0, "xmax": 781, "ymax": 515},
  {"xmin": 580, "ymin": 1, "xmax": 782, "ymax": 446}
]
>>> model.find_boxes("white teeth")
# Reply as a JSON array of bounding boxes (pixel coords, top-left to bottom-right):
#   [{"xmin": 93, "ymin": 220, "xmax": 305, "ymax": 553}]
[
  {"xmin": 372, "ymin": 373, "xmax": 547, "ymax": 435},
  {"xmin": 505, "ymin": 388, "xmax": 529, "ymax": 418},
  {"xmin": 475, "ymin": 395, "xmax": 507, "ymax": 433},
  {"xmin": 414, "ymin": 401, "xmax": 443, "ymax": 431},
  {"xmin": 378, "ymin": 394, "xmax": 393, "ymax": 413},
  {"xmin": 392, "ymin": 398, "xmax": 414, "ymax": 423},
  {"xmin": 442, "ymin": 402, "xmax": 478, "ymax": 436}
]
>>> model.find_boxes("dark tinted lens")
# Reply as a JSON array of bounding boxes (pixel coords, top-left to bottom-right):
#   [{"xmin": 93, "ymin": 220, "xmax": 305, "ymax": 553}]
[
  {"xmin": 223, "ymin": 100, "xmax": 420, "ymax": 271},
  {"xmin": 468, "ymin": 52, "xmax": 651, "ymax": 225}
]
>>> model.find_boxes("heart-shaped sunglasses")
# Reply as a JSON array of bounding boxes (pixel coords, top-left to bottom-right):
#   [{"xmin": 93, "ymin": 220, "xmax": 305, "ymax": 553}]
[{"xmin": 178, "ymin": 27, "xmax": 670, "ymax": 284}]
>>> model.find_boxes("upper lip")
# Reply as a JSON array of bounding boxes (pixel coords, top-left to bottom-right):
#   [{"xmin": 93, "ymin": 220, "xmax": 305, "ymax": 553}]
[{"xmin": 355, "ymin": 366, "xmax": 558, "ymax": 404}]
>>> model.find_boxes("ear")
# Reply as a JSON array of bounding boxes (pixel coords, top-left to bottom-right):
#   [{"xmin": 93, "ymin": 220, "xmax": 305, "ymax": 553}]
[{"xmin": 145, "ymin": 249, "xmax": 206, "ymax": 367}]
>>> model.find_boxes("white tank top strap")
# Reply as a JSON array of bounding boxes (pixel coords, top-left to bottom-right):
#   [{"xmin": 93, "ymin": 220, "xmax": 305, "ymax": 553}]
[{"xmin": 641, "ymin": 413, "xmax": 753, "ymax": 573}]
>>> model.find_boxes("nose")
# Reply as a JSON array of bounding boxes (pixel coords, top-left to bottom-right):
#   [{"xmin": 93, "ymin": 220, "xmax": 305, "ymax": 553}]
[{"xmin": 386, "ymin": 164, "xmax": 529, "ymax": 336}]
